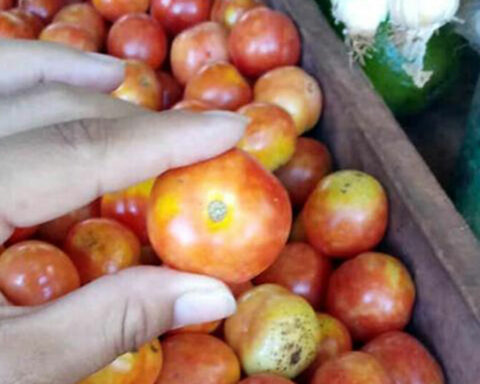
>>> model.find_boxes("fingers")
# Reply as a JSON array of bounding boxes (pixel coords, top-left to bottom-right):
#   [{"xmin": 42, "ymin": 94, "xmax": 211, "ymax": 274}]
[
  {"xmin": 0, "ymin": 111, "xmax": 247, "ymax": 242},
  {"xmin": 0, "ymin": 267, "xmax": 236, "ymax": 384},
  {"xmin": 0, "ymin": 40, "xmax": 125, "ymax": 96}
]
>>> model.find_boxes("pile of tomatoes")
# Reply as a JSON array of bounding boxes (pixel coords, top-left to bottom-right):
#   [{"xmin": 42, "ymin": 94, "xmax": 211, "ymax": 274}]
[{"xmin": 1, "ymin": 0, "xmax": 445, "ymax": 384}]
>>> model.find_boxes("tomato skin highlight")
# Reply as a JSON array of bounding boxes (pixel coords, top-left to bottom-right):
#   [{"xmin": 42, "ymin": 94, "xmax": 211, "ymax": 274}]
[
  {"xmin": 19, "ymin": 0, "xmax": 63, "ymax": 22},
  {"xmin": 172, "ymin": 99, "xmax": 215, "ymax": 111},
  {"xmin": 210, "ymin": 0, "xmax": 264, "ymax": 30}
]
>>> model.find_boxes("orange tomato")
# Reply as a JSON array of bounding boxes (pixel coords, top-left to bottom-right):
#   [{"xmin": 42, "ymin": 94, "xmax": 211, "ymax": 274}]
[
  {"xmin": 92, "ymin": 0, "xmax": 149, "ymax": 22},
  {"xmin": 4, "ymin": 225, "xmax": 38, "ymax": 246},
  {"xmin": 210, "ymin": 0, "xmax": 264, "ymax": 30},
  {"xmin": 40, "ymin": 22, "xmax": 98, "ymax": 52},
  {"xmin": 0, "ymin": 10, "xmax": 36, "ymax": 38},
  {"xmin": 9, "ymin": 8, "xmax": 44, "ymax": 35},
  {"xmin": 172, "ymin": 99, "xmax": 215, "ymax": 112}
]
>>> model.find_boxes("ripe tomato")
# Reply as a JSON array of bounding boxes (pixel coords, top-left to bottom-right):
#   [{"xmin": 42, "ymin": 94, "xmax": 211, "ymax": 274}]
[
  {"xmin": 227, "ymin": 280, "xmax": 253, "ymax": 298},
  {"xmin": 171, "ymin": 21, "xmax": 228, "ymax": 85},
  {"xmin": 239, "ymin": 374, "xmax": 295, "ymax": 384},
  {"xmin": 363, "ymin": 332, "xmax": 445, "ymax": 384},
  {"xmin": 108, "ymin": 13, "xmax": 167, "ymax": 70},
  {"xmin": 172, "ymin": 99, "xmax": 214, "ymax": 111},
  {"xmin": 255, "ymin": 66, "xmax": 323, "ymax": 135},
  {"xmin": 0, "ymin": 10, "xmax": 36, "ymax": 38},
  {"xmin": 18, "ymin": 0, "xmax": 63, "ymax": 21},
  {"xmin": 147, "ymin": 149, "xmax": 291, "ymax": 283},
  {"xmin": 184, "ymin": 61, "xmax": 252, "ymax": 110},
  {"xmin": 302, "ymin": 170, "xmax": 388, "ymax": 258},
  {"xmin": 156, "ymin": 70, "xmax": 183, "ymax": 109},
  {"xmin": 53, "ymin": 3, "xmax": 106, "ymax": 49},
  {"xmin": 5, "ymin": 226, "xmax": 38, "ymax": 246},
  {"xmin": 237, "ymin": 102, "xmax": 297, "ymax": 171},
  {"xmin": 312, "ymin": 352, "xmax": 393, "ymax": 384},
  {"xmin": 167, "ymin": 319, "xmax": 221, "ymax": 336},
  {"xmin": 112, "ymin": 60, "xmax": 162, "ymax": 110},
  {"xmin": 0, "ymin": 0, "xmax": 13, "ymax": 10},
  {"xmin": 156, "ymin": 333, "xmax": 240, "ymax": 384},
  {"xmin": 40, "ymin": 22, "xmax": 98, "ymax": 52},
  {"xmin": 79, "ymin": 339, "xmax": 163, "ymax": 384},
  {"xmin": 64, "ymin": 218, "xmax": 141, "ymax": 284},
  {"xmin": 92, "ymin": 0, "xmax": 149, "ymax": 22},
  {"xmin": 254, "ymin": 242, "xmax": 332, "ymax": 309},
  {"xmin": 326, "ymin": 252, "xmax": 416, "ymax": 342},
  {"xmin": 151, "ymin": 0, "xmax": 212, "ymax": 36},
  {"xmin": 9, "ymin": 8, "xmax": 44, "ymax": 36},
  {"xmin": 101, "ymin": 179, "xmax": 155, "ymax": 245},
  {"xmin": 228, "ymin": 7, "xmax": 300, "ymax": 78},
  {"xmin": 210, "ymin": 0, "xmax": 264, "ymax": 30},
  {"xmin": 276, "ymin": 138, "xmax": 332, "ymax": 207},
  {"xmin": 0, "ymin": 240, "xmax": 80, "ymax": 306}
]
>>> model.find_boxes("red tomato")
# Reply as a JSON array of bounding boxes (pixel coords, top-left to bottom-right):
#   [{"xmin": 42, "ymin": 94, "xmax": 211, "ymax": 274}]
[
  {"xmin": 156, "ymin": 334, "xmax": 240, "ymax": 384},
  {"xmin": 255, "ymin": 66, "xmax": 323, "ymax": 135},
  {"xmin": 254, "ymin": 242, "xmax": 332, "ymax": 308},
  {"xmin": 171, "ymin": 21, "xmax": 228, "ymax": 85},
  {"xmin": 184, "ymin": 61, "xmax": 252, "ymax": 110},
  {"xmin": 53, "ymin": 3, "xmax": 106, "ymax": 49},
  {"xmin": 5, "ymin": 226, "xmax": 38, "ymax": 246},
  {"xmin": 151, "ymin": 0, "xmax": 212, "ymax": 36},
  {"xmin": 9, "ymin": 8, "xmax": 44, "ymax": 36},
  {"xmin": 0, "ymin": 0, "xmax": 13, "ymax": 10},
  {"xmin": 156, "ymin": 70, "xmax": 183, "ymax": 109},
  {"xmin": 276, "ymin": 138, "xmax": 332, "ymax": 207},
  {"xmin": 210, "ymin": 0, "xmax": 264, "ymax": 30},
  {"xmin": 64, "ymin": 218, "xmax": 141, "ymax": 284},
  {"xmin": 101, "ymin": 179, "xmax": 155, "ymax": 245},
  {"xmin": 363, "ymin": 332, "xmax": 445, "ymax": 384},
  {"xmin": 40, "ymin": 22, "xmax": 98, "ymax": 52},
  {"xmin": 228, "ymin": 7, "xmax": 300, "ymax": 78},
  {"xmin": 239, "ymin": 374, "xmax": 294, "ymax": 384},
  {"xmin": 92, "ymin": 0, "xmax": 149, "ymax": 22},
  {"xmin": 112, "ymin": 60, "xmax": 162, "ymax": 110},
  {"xmin": 0, "ymin": 240, "xmax": 80, "ymax": 306},
  {"xmin": 172, "ymin": 99, "xmax": 214, "ymax": 111},
  {"xmin": 108, "ymin": 13, "xmax": 167, "ymax": 70},
  {"xmin": 226, "ymin": 280, "xmax": 253, "ymax": 298},
  {"xmin": 326, "ymin": 252, "xmax": 416, "ymax": 342},
  {"xmin": 0, "ymin": 10, "xmax": 36, "ymax": 38},
  {"xmin": 147, "ymin": 149, "xmax": 292, "ymax": 283},
  {"xmin": 18, "ymin": 0, "xmax": 63, "ymax": 21},
  {"xmin": 312, "ymin": 352, "xmax": 393, "ymax": 384}
]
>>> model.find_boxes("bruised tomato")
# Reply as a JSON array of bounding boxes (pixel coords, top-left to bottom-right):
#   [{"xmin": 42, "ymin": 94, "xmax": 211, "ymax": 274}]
[
  {"xmin": 227, "ymin": 280, "xmax": 253, "ymax": 298},
  {"xmin": 156, "ymin": 71, "xmax": 183, "ymax": 109},
  {"xmin": 0, "ymin": 0, "xmax": 13, "ymax": 10},
  {"xmin": 147, "ymin": 149, "xmax": 291, "ymax": 283},
  {"xmin": 171, "ymin": 21, "xmax": 229, "ymax": 85},
  {"xmin": 40, "ymin": 22, "xmax": 98, "ymax": 52},
  {"xmin": 5, "ymin": 226, "xmax": 38, "ymax": 246},
  {"xmin": 255, "ymin": 66, "xmax": 323, "ymax": 135},
  {"xmin": 363, "ymin": 332, "xmax": 445, "ymax": 384},
  {"xmin": 108, "ymin": 13, "xmax": 167, "ymax": 70},
  {"xmin": 326, "ymin": 253, "xmax": 416, "ymax": 342},
  {"xmin": 184, "ymin": 61, "xmax": 252, "ymax": 110},
  {"xmin": 237, "ymin": 102, "xmax": 297, "ymax": 171},
  {"xmin": 228, "ymin": 7, "xmax": 300, "ymax": 78},
  {"xmin": 18, "ymin": 0, "xmax": 63, "ymax": 21},
  {"xmin": 79, "ymin": 339, "xmax": 163, "ymax": 384},
  {"xmin": 302, "ymin": 170, "xmax": 388, "ymax": 258},
  {"xmin": 254, "ymin": 242, "xmax": 332, "ymax": 308},
  {"xmin": 156, "ymin": 333, "xmax": 240, "ymax": 384},
  {"xmin": 0, "ymin": 10, "xmax": 36, "ymax": 38},
  {"xmin": 101, "ymin": 179, "xmax": 155, "ymax": 245},
  {"xmin": 167, "ymin": 319, "xmax": 221, "ymax": 336},
  {"xmin": 92, "ymin": 0, "xmax": 149, "ymax": 22},
  {"xmin": 112, "ymin": 60, "xmax": 162, "ymax": 110},
  {"xmin": 276, "ymin": 138, "xmax": 332, "ymax": 207},
  {"xmin": 64, "ymin": 218, "xmax": 141, "ymax": 284},
  {"xmin": 210, "ymin": 0, "xmax": 263, "ymax": 30},
  {"xmin": 9, "ymin": 8, "xmax": 44, "ymax": 35},
  {"xmin": 172, "ymin": 99, "xmax": 214, "ymax": 111},
  {"xmin": 239, "ymin": 374, "xmax": 294, "ymax": 384},
  {"xmin": 151, "ymin": 0, "xmax": 212, "ymax": 36},
  {"xmin": 0, "ymin": 240, "xmax": 80, "ymax": 306}
]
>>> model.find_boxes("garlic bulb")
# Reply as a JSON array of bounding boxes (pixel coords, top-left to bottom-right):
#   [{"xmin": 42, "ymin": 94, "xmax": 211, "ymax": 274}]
[
  {"xmin": 388, "ymin": 0, "xmax": 460, "ymax": 29},
  {"xmin": 332, "ymin": 0, "xmax": 389, "ymax": 37}
]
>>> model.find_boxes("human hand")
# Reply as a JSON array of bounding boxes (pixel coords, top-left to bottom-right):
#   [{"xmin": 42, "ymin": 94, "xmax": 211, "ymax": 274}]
[{"xmin": 0, "ymin": 40, "xmax": 246, "ymax": 384}]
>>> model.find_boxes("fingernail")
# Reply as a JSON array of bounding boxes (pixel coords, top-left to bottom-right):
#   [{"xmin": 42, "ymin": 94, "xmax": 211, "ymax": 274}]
[
  {"xmin": 203, "ymin": 110, "xmax": 250, "ymax": 125},
  {"xmin": 172, "ymin": 288, "xmax": 236, "ymax": 329}
]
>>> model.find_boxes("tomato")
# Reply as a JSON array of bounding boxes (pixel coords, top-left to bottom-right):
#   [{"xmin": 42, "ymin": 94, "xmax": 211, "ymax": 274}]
[
  {"xmin": 101, "ymin": 179, "xmax": 155, "ymax": 245},
  {"xmin": 210, "ymin": 0, "xmax": 264, "ymax": 30},
  {"xmin": 227, "ymin": 280, "xmax": 253, "ymax": 298},
  {"xmin": 363, "ymin": 331, "xmax": 445, "ymax": 384},
  {"xmin": 53, "ymin": 3, "xmax": 106, "ymax": 49},
  {"xmin": 171, "ymin": 21, "xmax": 229, "ymax": 85},
  {"xmin": 156, "ymin": 333, "xmax": 240, "ymax": 384},
  {"xmin": 225, "ymin": 284, "xmax": 320, "ymax": 378},
  {"xmin": 312, "ymin": 352, "xmax": 393, "ymax": 384},
  {"xmin": 0, "ymin": 10, "xmax": 36, "ymax": 38},
  {"xmin": 151, "ymin": 0, "xmax": 212, "ymax": 36},
  {"xmin": 239, "ymin": 374, "xmax": 294, "ymax": 384},
  {"xmin": 79, "ymin": 339, "xmax": 163, "ymax": 384},
  {"xmin": 40, "ymin": 22, "xmax": 98, "ymax": 52},
  {"xmin": 237, "ymin": 102, "xmax": 297, "ymax": 171},
  {"xmin": 302, "ymin": 170, "xmax": 388, "ymax": 258},
  {"xmin": 92, "ymin": 0, "xmax": 149, "ymax": 22},
  {"xmin": 228, "ymin": 7, "xmax": 300, "ymax": 78},
  {"xmin": 18, "ymin": 0, "xmax": 63, "ymax": 21},
  {"xmin": 0, "ymin": 240, "xmax": 80, "ymax": 306},
  {"xmin": 112, "ymin": 60, "xmax": 162, "ymax": 110},
  {"xmin": 172, "ymin": 99, "xmax": 215, "ymax": 111},
  {"xmin": 254, "ymin": 242, "xmax": 332, "ymax": 309},
  {"xmin": 167, "ymin": 319, "xmax": 222, "ymax": 335},
  {"xmin": 64, "ymin": 218, "xmax": 141, "ymax": 284},
  {"xmin": 326, "ymin": 252, "xmax": 416, "ymax": 342},
  {"xmin": 4, "ymin": 226, "xmax": 38, "ymax": 246},
  {"xmin": 108, "ymin": 13, "xmax": 167, "ymax": 70},
  {"xmin": 289, "ymin": 215, "xmax": 307, "ymax": 242},
  {"xmin": 275, "ymin": 138, "xmax": 332, "ymax": 207},
  {"xmin": 147, "ymin": 149, "xmax": 291, "ymax": 283},
  {"xmin": 0, "ymin": 0, "xmax": 13, "ymax": 10},
  {"xmin": 9, "ymin": 8, "xmax": 44, "ymax": 36},
  {"xmin": 156, "ymin": 70, "xmax": 183, "ymax": 109},
  {"xmin": 184, "ymin": 62, "xmax": 252, "ymax": 110},
  {"xmin": 139, "ymin": 246, "xmax": 162, "ymax": 266}
]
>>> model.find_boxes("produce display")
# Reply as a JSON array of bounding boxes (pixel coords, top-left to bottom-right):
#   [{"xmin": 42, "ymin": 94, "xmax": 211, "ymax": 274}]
[{"xmin": 0, "ymin": 0, "xmax": 447, "ymax": 383}]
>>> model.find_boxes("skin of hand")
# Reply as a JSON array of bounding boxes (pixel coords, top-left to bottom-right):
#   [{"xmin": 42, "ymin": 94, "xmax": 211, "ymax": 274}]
[{"xmin": 0, "ymin": 40, "xmax": 247, "ymax": 384}]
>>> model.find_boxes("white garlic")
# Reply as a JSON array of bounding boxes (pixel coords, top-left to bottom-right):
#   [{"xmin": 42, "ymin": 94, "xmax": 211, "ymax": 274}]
[
  {"xmin": 332, "ymin": 0, "xmax": 389, "ymax": 37},
  {"xmin": 388, "ymin": 0, "xmax": 460, "ymax": 29}
]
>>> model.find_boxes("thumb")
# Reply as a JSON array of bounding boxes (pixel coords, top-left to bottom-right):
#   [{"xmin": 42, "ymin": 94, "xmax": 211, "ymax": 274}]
[{"xmin": 0, "ymin": 267, "xmax": 236, "ymax": 384}]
